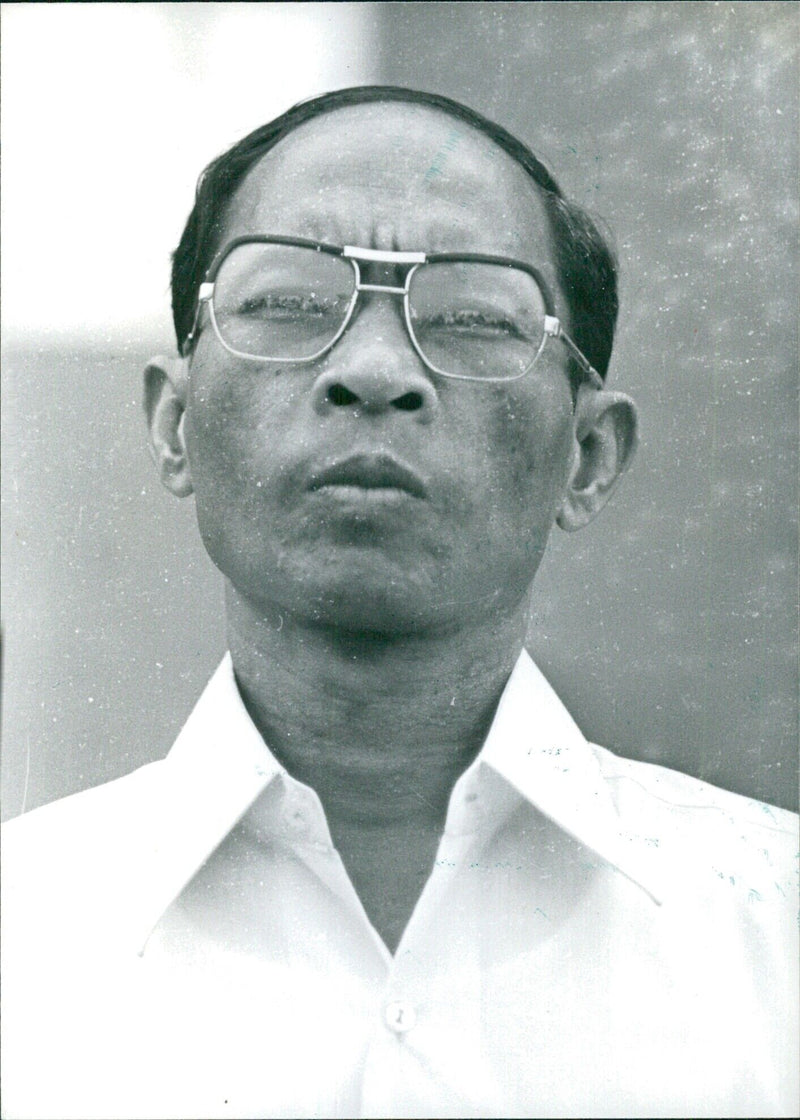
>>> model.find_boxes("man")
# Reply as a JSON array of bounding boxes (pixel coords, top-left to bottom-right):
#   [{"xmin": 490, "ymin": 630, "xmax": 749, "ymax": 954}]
[{"xmin": 2, "ymin": 87, "xmax": 797, "ymax": 1118}]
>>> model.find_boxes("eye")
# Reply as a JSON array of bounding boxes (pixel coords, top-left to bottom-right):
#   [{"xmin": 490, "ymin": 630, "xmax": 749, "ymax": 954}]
[
  {"xmin": 236, "ymin": 293, "xmax": 342, "ymax": 319},
  {"xmin": 415, "ymin": 308, "xmax": 525, "ymax": 339}
]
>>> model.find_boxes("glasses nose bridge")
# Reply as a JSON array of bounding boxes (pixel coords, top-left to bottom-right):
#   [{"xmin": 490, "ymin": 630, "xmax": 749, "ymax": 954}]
[
  {"xmin": 355, "ymin": 277, "xmax": 408, "ymax": 297},
  {"xmin": 344, "ymin": 256, "xmax": 418, "ymax": 354},
  {"xmin": 344, "ymin": 247, "xmax": 423, "ymax": 309},
  {"xmin": 348, "ymin": 248, "xmax": 417, "ymax": 295}
]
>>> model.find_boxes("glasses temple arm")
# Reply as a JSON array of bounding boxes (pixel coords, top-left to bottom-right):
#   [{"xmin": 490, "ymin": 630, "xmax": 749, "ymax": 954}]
[
  {"xmin": 183, "ymin": 283, "xmax": 215, "ymax": 357},
  {"xmin": 544, "ymin": 316, "xmax": 604, "ymax": 390}
]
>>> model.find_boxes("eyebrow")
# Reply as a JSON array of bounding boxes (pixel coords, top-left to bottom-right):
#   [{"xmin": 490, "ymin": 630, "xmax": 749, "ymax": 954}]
[{"xmin": 270, "ymin": 215, "xmax": 507, "ymax": 257}]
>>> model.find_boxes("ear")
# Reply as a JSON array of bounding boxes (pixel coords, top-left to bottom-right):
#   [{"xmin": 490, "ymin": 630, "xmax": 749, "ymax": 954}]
[
  {"xmin": 556, "ymin": 388, "xmax": 638, "ymax": 532},
  {"xmin": 143, "ymin": 356, "xmax": 193, "ymax": 498}
]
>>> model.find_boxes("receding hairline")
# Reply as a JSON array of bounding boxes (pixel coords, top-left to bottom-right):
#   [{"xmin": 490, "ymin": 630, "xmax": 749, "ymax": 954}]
[
  {"xmin": 238, "ymin": 97, "xmax": 535, "ymax": 169},
  {"xmin": 221, "ymin": 98, "xmax": 554, "ymax": 250},
  {"xmin": 216, "ymin": 85, "xmax": 563, "ymax": 191}
]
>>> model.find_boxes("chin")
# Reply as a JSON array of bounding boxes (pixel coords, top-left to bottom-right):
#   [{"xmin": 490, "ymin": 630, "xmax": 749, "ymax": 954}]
[
  {"xmin": 222, "ymin": 536, "xmax": 543, "ymax": 638},
  {"xmin": 287, "ymin": 570, "xmax": 448, "ymax": 637},
  {"xmin": 307, "ymin": 599, "xmax": 436, "ymax": 638},
  {"xmin": 273, "ymin": 565, "xmax": 529, "ymax": 640}
]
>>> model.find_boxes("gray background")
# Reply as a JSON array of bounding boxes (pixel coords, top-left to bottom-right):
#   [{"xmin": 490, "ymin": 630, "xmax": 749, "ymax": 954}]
[{"xmin": 2, "ymin": 2, "xmax": 797, "ymax": 817}]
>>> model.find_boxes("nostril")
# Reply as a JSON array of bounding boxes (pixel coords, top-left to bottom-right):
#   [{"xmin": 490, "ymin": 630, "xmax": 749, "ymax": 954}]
[
  {"xmin": 327, "ymin": 384, "xmax": 359, "ymax": 407},
  {"xmin": 392, "ymin": 391, "xmax": 424, "ymax": 412}
]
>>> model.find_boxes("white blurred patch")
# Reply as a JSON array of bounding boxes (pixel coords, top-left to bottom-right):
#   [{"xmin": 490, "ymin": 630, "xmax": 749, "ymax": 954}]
[{"xmin": 1, "ymin": 3, "xmax": 378, "ymax": 343}]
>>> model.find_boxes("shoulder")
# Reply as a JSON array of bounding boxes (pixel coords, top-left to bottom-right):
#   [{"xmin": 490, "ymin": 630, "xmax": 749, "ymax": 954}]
[
  {"xmin": 592, "ymin": 745, "xmax": 799, "ymax": 906},
  {"xmin": 2, "ymin": 762, "xmax": 168, "ymax": 923},
  {"xmin": 3, "ymin": 760, "xmax": 166, "ymax": 850}
]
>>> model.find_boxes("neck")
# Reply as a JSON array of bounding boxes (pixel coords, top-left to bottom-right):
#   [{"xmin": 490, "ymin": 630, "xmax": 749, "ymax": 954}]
[{"xmin": 226, "ymin": 585, "xmax": 529, "ymax": 828}]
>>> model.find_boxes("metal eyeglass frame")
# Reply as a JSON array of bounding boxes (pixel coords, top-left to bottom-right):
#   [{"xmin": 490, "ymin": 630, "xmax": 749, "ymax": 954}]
[{"xmin": 185, "ymin": 235, "xmax": 604, "ymax": 390}]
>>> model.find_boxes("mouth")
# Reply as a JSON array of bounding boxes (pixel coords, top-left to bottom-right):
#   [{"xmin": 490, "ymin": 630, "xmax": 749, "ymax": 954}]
[{"xmin": 307, "ymin": 454, "xmax": 428, "ymax": 500}]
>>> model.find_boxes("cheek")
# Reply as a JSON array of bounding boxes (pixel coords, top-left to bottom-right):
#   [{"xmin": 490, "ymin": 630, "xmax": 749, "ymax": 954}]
[
  {"xmin": 483, "ymin": 384, "xmax": 574, "ymax": 510},
  {"xmin": 181, "ymin": 373, "xmax": 290, "ymax": 576},
  {"xmin": 183, "ymin": 365, "xmax": 294, "ymax": 489}
]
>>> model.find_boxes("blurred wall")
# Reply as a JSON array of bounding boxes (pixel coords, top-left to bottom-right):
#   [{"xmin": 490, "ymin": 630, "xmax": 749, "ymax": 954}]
[
  {"xmin": 2, "ymin": 2, "xmax": 378, "ymax": 343},
  {"xmin": 376, "ymin": 2, "xmax": 798, "ymax": 808},
  {"xmin": 1, "ymin": 2, "xmax": 380, "ymax": 817},
  {"xmin": 2, "ymin": 2, "xmax": 797, "ymax": 817}
]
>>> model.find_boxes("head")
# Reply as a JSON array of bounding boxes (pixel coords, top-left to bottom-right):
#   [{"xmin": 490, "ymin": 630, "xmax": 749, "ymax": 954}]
[
  {"xmin": 171, "ymin": 87, "xmax": 620, "ymax": 389},
  {"xmin": 145, "ymin": 87, "xmax": 637, "ymax": 637}
]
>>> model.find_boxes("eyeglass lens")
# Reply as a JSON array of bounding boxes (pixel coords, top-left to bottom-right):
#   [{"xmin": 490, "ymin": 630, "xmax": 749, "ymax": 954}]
[
  {"xmin": 213, "ymin": 243, "xmax": 354, "ymax": 360},
  {"xmin": 212, "ymin": 243, "xmax": 548, "ymax": 380}
]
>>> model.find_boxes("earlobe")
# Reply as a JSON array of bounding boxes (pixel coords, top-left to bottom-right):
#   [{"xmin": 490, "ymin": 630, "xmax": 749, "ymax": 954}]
[
  {"xmin": 557, "ymin": 389, "xmax": 638, "ymax": 532},
  {"xmin": 143, "ymin": 356, "xmax": 194, "ymax": 498}
]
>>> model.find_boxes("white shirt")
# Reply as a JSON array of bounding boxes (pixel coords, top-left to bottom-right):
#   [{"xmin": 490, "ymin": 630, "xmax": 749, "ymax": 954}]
[{"xmin": 2, "ymin": 651, "xmax": 798, "ymax": 1119}]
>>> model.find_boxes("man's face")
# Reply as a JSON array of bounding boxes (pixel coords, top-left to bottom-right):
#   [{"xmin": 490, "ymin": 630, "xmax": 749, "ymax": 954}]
[{"xmin": 182, "ymin": 103, "xmax": 579, "ymax": 635}]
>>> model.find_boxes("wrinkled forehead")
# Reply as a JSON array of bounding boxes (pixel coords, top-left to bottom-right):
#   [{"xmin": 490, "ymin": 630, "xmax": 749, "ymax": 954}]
[{"xmin": 222, "ymin": 102, "xmax": 556, "ymax": 274}]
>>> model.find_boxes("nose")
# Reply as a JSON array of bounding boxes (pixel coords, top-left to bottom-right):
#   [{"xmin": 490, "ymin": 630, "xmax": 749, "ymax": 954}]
[{"xmin": 311, "ymin": 302, "xmax": 438, "ymax": 422}]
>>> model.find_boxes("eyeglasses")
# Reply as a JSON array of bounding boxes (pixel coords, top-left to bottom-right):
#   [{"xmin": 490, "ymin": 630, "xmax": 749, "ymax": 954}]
[{"xmin": 186, "ymin": 236, "xmax": 603, "ymax": 388}]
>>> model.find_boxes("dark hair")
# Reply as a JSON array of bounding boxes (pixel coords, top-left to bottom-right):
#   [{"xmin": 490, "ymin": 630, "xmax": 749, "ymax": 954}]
[{"xmin": 171, "ymin": 86, "xmax": 619, "ymax": 381}]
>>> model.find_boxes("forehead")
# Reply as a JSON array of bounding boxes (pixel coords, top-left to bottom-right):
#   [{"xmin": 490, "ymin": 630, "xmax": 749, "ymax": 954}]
[{"xmin": 222, "ymin": 102, "xmax": 555, "ymax": 272}]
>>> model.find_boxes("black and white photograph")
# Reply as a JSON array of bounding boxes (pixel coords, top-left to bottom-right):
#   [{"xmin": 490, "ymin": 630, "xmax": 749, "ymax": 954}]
[{"xmin": 2, "ymin": 3, "xmax": 798, "ymax": 1117}]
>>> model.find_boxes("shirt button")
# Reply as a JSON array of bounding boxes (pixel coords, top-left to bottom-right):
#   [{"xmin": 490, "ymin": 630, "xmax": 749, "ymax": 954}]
[{"xmin": 384, "ymin": 1000, "xmax": 416, "ymax": 1034}]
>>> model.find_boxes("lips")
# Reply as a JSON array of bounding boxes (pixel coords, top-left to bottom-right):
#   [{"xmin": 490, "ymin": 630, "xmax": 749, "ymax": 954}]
[{"xmin": 307, "ymin": 454, "xmax": 428, "ymax": 499}]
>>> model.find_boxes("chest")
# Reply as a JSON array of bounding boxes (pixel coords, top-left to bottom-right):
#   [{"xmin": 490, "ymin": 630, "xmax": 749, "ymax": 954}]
[
  {"xmin": 10, "ymin": 863, "xmax": 784, "ymax": 1120},
  {"xmin": 329, "ymin": 818, "xmax": 444, "ymax": 952}
]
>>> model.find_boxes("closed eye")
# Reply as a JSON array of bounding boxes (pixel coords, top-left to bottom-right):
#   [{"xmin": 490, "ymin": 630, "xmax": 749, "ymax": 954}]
[
  {"xmin": 414, "ymin": 309, "xmax": 526, "ymax": 340},
  {"xmin": 236, "ymin": 293, "xmax": 346, "ymax": 318}
]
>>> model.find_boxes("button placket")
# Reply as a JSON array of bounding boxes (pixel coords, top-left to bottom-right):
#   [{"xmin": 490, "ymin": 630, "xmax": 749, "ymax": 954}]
[
  {"xmin": 286, "ymin": 806, "xmax": 307, "ymax": 834},
  {"xmin": 281, "ymin": 786, "xmax": 321, "ymax": 842},
  {"xmin": 383, "ymin": 999, "xmax": 417, "ymax": 1035}
]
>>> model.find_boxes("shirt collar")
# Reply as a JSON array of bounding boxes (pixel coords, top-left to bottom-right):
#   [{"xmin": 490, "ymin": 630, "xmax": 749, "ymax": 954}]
[
  {"xmin": 475, "ymin": 650, "xmax": 667, "ymax": 905},
  {"xmin": 132, "ymin": 650, "xmax": 665, "ymax": 953},
  {"xmin": 132, "ymin": 654, "xmax": 280, "ymax": 953}
]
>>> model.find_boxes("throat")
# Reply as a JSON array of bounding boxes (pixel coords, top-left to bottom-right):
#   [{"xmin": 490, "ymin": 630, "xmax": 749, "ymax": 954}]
[
  {"xmin": 225, "ymin": 587, "xmax": 531, "ymax": 949},
  {"xmin": 230, "ymin": 622, "xmax": 509, "ymax": 828},
  {"xmin": 264, "ymin": 726, "xmax": 470, "ymax": 953},
  {"xmin": 330, "ymin": 813, "xmax": 445, "ymax": 954},
  {"xmin": 271, "ymin": 729, "xmax": 477, "ymax": 826}
]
